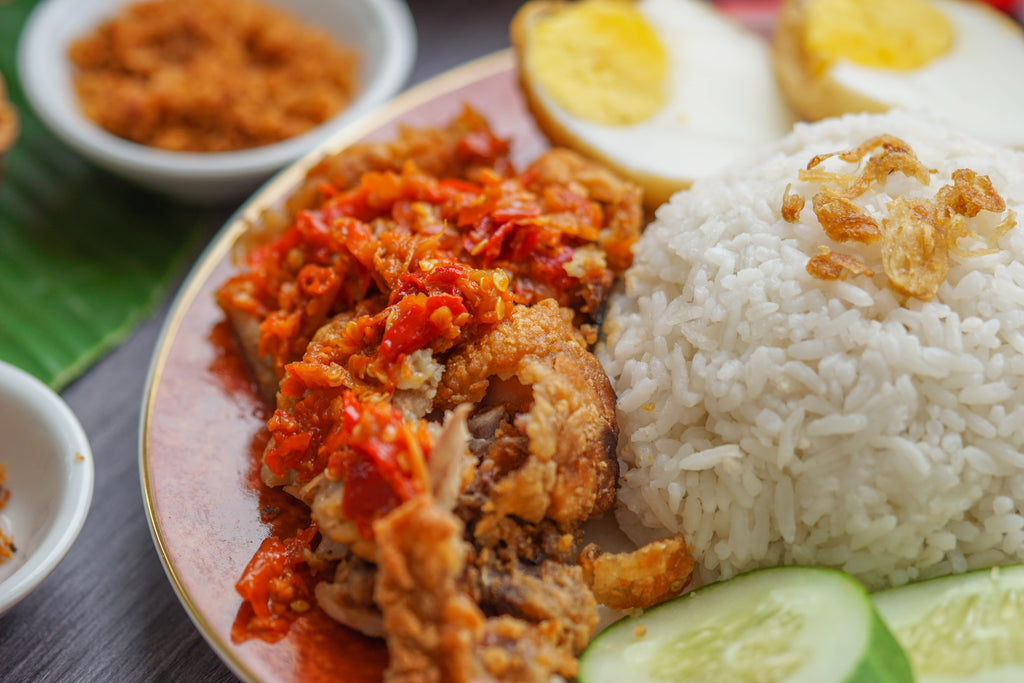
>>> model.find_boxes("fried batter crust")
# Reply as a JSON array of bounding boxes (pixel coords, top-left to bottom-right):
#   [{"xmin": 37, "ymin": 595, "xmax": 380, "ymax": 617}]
[
  {"xmin": 579, "ymin": 534, "xmax": 694, "ymax": 611},
  {"xmin": 373, "ymin": 496, "xmax": 484, "ymax": 683},
  {"xmin": 437, "ymin": 299, "xmax": 618, "ymax": 528},
  {"xmin": 373, "ymin": 496, "xmax": 582, "ymax": 683}
]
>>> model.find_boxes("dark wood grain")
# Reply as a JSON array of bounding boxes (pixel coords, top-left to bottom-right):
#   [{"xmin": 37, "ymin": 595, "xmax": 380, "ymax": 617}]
[{"xmin": 0, "ymin": 2, "xmax": 526, "ymax": 681}]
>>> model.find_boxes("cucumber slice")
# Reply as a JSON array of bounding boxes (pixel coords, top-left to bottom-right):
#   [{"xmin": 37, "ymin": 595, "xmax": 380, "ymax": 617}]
[
  {"xmin": 579, "ymin": 566, "xmax": 912, "ymax": 683},
  {"xmin": 872, "ymin": 564, "xmax": 1024, "ymax": 683}
]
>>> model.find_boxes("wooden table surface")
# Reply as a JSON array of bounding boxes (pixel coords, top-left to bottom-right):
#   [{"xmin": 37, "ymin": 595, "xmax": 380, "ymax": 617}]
[{"xmin": 0, "ymin": 1, "xmax": 524, "ymax": 680}]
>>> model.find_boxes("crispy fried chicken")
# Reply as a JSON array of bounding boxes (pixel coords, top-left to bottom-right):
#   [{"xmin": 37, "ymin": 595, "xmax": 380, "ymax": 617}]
[{"xmin": 219, "ymin": 110, "xmax": 692, "ymax": 681}]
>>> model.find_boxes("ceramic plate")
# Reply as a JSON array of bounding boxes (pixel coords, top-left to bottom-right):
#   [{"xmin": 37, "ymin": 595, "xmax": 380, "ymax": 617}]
[{"xmin": 140, "ymin": 50, "xmax": 552, "ymax": 683}]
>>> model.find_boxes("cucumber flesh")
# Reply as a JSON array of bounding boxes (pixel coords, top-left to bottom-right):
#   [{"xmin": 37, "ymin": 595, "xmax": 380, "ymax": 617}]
[
  {"xmin": 872, "ymin": 564, "xmax": 1024, "ymax": 683},
  {"xmin": 578, "ymin": 566, "xmax": 912, "ymax": 683}
]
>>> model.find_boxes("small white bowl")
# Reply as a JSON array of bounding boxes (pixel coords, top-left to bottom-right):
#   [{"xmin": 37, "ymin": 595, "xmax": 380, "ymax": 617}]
[
  {"xmin": 17, "ymin": 0, "xmax": 417, "ymax": 204},
  {"xmin": 0, "ymin": 361, "xmax": 94, "ymax": 616}
]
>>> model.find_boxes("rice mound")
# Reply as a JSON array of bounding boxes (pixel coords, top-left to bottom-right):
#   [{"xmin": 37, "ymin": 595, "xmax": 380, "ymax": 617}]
[{"xmin": 599, "ymin": 110, "xmax": 1024, "ymax": 590}]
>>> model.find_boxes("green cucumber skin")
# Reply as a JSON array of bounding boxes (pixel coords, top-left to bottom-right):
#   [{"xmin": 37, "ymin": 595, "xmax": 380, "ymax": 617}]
[
  {"xmin": 871, "ymin": 564, "xmax": 1024, "ymax": 683},
  {"xmin": 579, "ymin": 566, "xmax": 914, "ymax": 683},
  {"xmin": 844, "ymin": 610, "xmax": 916, "ymax": 683}
]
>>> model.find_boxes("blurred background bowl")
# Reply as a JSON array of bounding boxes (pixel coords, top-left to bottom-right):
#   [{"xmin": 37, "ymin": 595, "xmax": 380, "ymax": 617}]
[
  {"xmin": 16, "ymin": 0, "xmax": 417, "ymax": 204},
  {"xmin": 0, "ymin": 361, "xmax": 94, "ymax": 616}
]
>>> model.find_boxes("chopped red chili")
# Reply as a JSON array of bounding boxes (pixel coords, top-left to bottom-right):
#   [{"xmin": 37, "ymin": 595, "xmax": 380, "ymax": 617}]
[
  {"xmin": 232, "ymin": 523, "xmax": 318, "ymax": 643},
  {"xmin": 218, "ymin": 150, "xmax": 625, "ymax": 377}
]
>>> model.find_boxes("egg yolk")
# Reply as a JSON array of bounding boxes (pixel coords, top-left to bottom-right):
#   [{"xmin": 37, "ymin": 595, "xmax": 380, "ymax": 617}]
[
  {"xmin": 526, "ymin": 0, "xmax": 668, "ymax": 126},
  {"xmin": 804, "ymin": 0, "xmax": 953, "ymax": 72}
]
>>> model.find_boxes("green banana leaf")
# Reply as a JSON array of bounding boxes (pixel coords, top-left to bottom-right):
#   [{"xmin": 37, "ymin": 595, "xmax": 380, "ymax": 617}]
[{"xmin": 0, "ymin": 0, "xmax": 229, "ymax": 390}]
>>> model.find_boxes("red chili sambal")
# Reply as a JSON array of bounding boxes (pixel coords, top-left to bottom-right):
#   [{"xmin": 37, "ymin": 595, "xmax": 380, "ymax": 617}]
[
  {"xmin": 329, "ymin": 392, "xmax": 432, "ymax": 535},
  {"xmin": 264, "ymin": 390, "xmax": 432, "ymax": 519},
  {"xmin": 232, "ymin": 523, "xmax": 318, "ymax": 643},
  {"xmin": 236, "ymin": 389, "xmax": 434, "ymax": 642},
  {"xmin": 217, "ymin": 118, "xmax": 639, "ymax": 388},
  {"xmin": 277, "ymin": 258, "xmax": 511, "ymax": 398}
]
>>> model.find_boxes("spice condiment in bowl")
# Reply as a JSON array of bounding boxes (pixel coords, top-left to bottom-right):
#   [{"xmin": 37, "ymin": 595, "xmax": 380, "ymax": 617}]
[
  {"xmin": 68, "ymin": 0, "xmax": 360, "ymax": 154},
  {"xmin": 0, "ymin": 361, "xmax": 93, "ymax": 617},
  {"xmin": 17, "ymin": 0, "xmax": 416, "ymax": 204}
]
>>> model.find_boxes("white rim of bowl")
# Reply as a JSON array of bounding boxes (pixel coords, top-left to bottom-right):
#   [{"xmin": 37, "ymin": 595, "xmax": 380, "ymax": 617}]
[
  {"xmin": 15, "ymin": 0, "xmax": 417, "ymax": 181},
  {"xmin": 0, "ymin": 362, "xmax": 94, "ymax": 615}
]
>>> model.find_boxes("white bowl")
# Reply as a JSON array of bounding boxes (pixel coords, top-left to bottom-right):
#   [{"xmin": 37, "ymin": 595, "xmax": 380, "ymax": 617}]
[
  {"xmin": 0, "ymin": 361, "xmax": 94, "ymax": 616},
  {"xmin": 16, "ymin": 0, "xmax": 417, "ymax": 204}
]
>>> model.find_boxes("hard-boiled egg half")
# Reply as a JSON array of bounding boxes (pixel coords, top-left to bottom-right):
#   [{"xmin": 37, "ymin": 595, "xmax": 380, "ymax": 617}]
[
  {"xmin": 773, "ymin": 0, "xmax": 1024, "ymax": 149},
  {"xmin": 511, "ymin": 0, "xmax": 797, "ymax": 209}
]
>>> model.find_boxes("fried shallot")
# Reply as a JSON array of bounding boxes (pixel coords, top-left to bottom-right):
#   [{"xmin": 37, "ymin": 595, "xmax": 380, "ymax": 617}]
[
  {"xmin": 805, "ymin": 246, "xmax": 875, "ymax": 281},
  {"xmin": 788, "ymin": 135, "xmax": 1017, "ymax": 301}
]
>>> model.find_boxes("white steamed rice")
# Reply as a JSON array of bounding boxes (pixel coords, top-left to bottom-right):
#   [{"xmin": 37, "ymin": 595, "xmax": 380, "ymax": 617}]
[{"xmin": 598, "ymin": 110, "xmax": 1024, "ymax": 590}]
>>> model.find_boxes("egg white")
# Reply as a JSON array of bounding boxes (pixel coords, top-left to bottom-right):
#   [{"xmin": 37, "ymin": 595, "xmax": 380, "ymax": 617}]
[
  {"xmin": 525, "ymin": 0, "xmax": 797, "ymax": 203},
  {"xmin": 822, "ymin": 0, "xmax": 1024, "ymax": 149}
]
